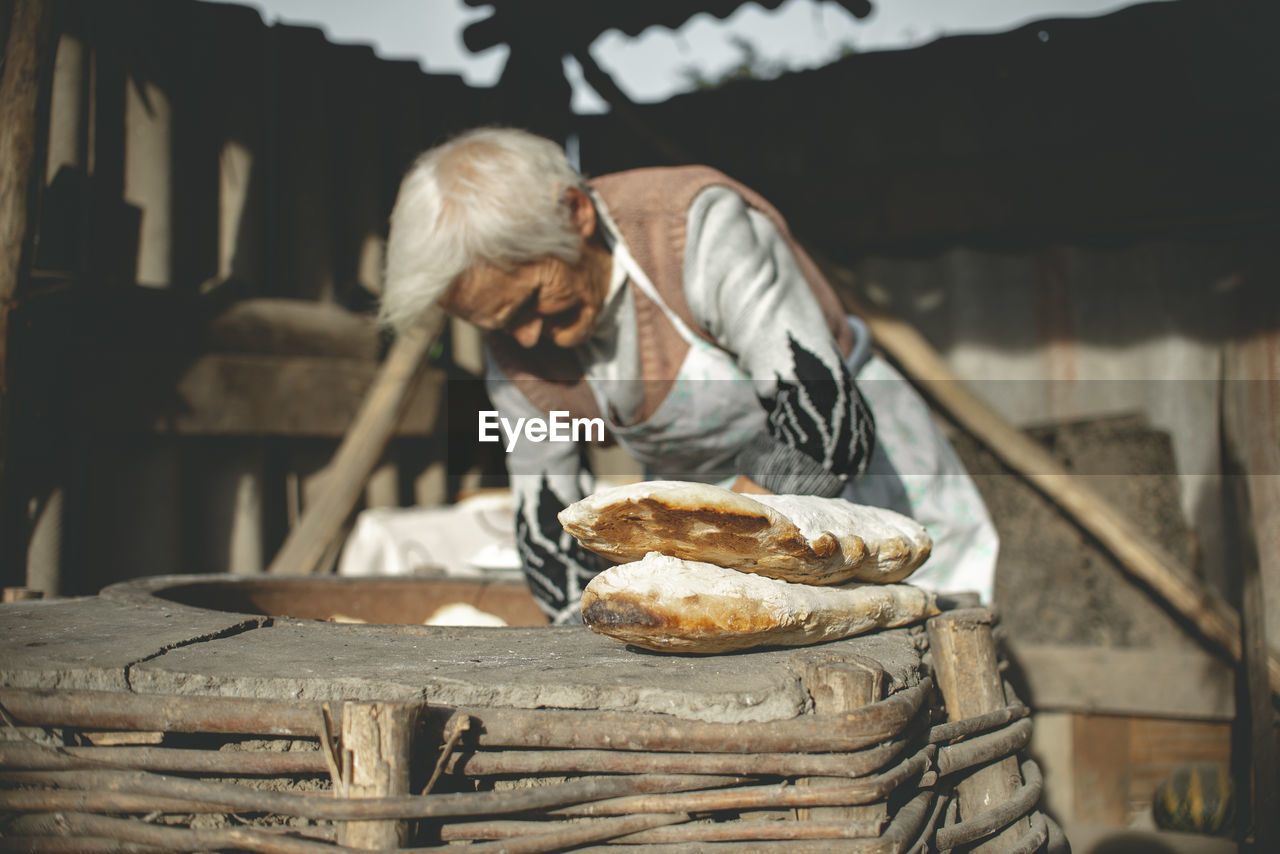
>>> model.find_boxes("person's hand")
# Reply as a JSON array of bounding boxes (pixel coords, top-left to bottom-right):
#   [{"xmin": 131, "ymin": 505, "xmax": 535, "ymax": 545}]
[{"xmin": 729, "ymin": 475, "xmax": 772, "ymax": 495}]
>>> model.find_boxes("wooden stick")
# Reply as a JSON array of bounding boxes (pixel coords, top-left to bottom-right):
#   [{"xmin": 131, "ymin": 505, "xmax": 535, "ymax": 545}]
[
  {"xmin": 446, "ymin": 738, "xmax": 905, "ymax": 779},
  {"xmin": 935, "ymin": 717, "xmax": 1033, "ymax": 778},
  {"xmin": 928, "ymin": 702, "xmax": 1029, "ymax": 745},
  {"xmin": 0, "ymin": 836, "xmax": 169, "ymax": 854},
  {"xmin": 444, "ymin": 679, "xmax": 930, "ymax": 754},
  {"xmin": 573, "ymin": 789, "xmax": 938, "ymax": 854},
  {"xmin": 0, "ymin": 787, "xmax": 218, "ymax": 815},
  {"xmin": 445, "ymin": 815, "xmax": 882, "ymax": 844},
  {"xmin": 599, "ymin": 817, "xmax": 882, "ymax": 844},
  {"xmin": 459, "ymin": 813, "xmax": 689, "ymax": 854},
  {"xmin": 794, "ymin": 654, "xmax": 887, "ymax": 829},
  {"xmin": 935, "ymin": 758, "xmax": 1044, "ymax": 850},
  {"xmin": 0, "ymin": 0, "xmax": 55, "ymax": 387},
  {"xmin": 832, "ymin": 281, "xmax": 1280, "ymax": 699},
  {"xmin": 2, "ymin": 813, "xmax": 346, "ymax": 854},
  {"xmin": 0, "ymin": 741, "xmax": 328, "ymax": 775},
  {"xmin": 336, "ymin": 700, "xmax": 417, "ymax": 849},
  {"xmin": 0, "ymin": 687, "xmax": 331, "ymax": 736},
  {"xmin": 0, "ymin": 768, "xmax": 742, "ymax": 821},
  {"xmin": 0, "ymin": 684, "xmax": 926, "ymax": 754},
  {"xmin": 552, "ymin": 748, "xmax": 931, "ymax": 817},
  {"xmin": 927, "ymin": 610, "xmax": 1030, "ymax": 853},
  {"xmin": 267, "ymin": 308, "xmax": 445, "ymax": 576},
  {"xmin": 0, "ymin": 819, "xmax": 335, "ymax": 853},
  {"xmin": 424, "ymin": 712, "xmax": 469, "ymax": 794},
  {"xmin": 316, "ymin": 702, "xmax": 343, "ymax": 787},
  {"xmin": 0, "ymin": 0, "xmax": 56, "ymax": 592}
]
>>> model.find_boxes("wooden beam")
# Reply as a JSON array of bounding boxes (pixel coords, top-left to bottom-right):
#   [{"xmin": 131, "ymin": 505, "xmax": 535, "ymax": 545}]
[
  {"xmin": 0, "ymin": 0, "xmax": 54, "ymax": 387},
  {"xmin": 794, "ymin": 653, "xmax": 887, "ymax": 831},
  {"xmin": 1221, "ymin": 340, "xmax": 1280, "ymax": 848},
  {"xmin": 927, "ymin": 609, "xmax": 1031, "ymax": 853},
  {"xmin": 336, "ymin": 700, "xmax": 418, "ymax": 849},
  {"xmin": 267, "ymin": 309, "xmax": 444, "ymax": 575},
  {"xmin": 0, "ymin": 0, "xmax": 57, "ymax": 589},
  {"xmin": 1009, "ymin": 643, "xmax": 1235, "ymax": 721}
]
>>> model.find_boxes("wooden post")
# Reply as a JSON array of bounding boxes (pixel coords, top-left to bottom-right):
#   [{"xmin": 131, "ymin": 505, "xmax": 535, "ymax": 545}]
[
  {"xmin": 1222, "ymin": 339, "xmax": 1280, "ymax": 850},
  {"xmin": 927, "ymin": 609, "xmax": 1030, "ymax": 853},
  {"xmin": 0, "ymin": 0, "xmax": 55, "ymax": 377},
  {"xmin": 794, "ymin": 652, "xmax": 887, "ymax": 831},
  {"xmin": 0, "ymin": 0, "xmax": 56, "ymax": 590},
  {"xmin": 267, "ymin": 308, "xmax": 444, "ymax": 575},
  {"xmin": 336, "ymin": 700, "xmax": 418, "ymax": 850}
]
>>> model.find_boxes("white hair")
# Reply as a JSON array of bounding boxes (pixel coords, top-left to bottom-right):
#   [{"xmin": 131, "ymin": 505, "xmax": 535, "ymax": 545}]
[{"xmin": 378, "ymin": 127, "xmax": 588, "ymax": 334}]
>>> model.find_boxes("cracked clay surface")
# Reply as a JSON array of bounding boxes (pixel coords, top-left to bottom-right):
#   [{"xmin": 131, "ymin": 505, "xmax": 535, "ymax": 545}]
[{"xmin": 0, "ymin": 594, "xmax": 923, "ymax": 723}]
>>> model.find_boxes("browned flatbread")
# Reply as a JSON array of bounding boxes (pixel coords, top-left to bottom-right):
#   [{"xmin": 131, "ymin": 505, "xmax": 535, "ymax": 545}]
[
  {"xmin": 558, "ymin": 480, "xmax": 931, "ymax": 585},
  {"xmin": 581, "ymin": 552, "xmax": 940, "ymax": 653}
]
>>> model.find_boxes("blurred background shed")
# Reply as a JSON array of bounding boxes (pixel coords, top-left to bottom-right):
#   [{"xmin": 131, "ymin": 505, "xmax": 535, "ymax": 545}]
[{"xmin": 0, "ymin": 0, "xmax": 1277, "ymax": 847}]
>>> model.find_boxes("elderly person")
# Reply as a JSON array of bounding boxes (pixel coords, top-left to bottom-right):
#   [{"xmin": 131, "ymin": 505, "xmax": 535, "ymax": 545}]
[{"xmin": 381, "ymin": 127, "xmax": 996, "ymax": 624}]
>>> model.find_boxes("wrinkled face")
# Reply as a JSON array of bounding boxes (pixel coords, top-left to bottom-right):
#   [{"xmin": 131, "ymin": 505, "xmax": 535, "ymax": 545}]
[
  {"xmin": 440, "ymin": 186, "xmax": 610, "ymax": 350},
  {"xmin": 442, "ymin": 252, "xmax": 609, "ymax": 349}
]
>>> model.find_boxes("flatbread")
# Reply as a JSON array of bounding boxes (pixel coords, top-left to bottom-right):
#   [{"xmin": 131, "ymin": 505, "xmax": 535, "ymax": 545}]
[
  {"xmin": 581, "ymin": 552, "xmax": 940, "ymax": 653},
  {"xmin": 558, "ymin": 480, "xmax": 932, "ymax": 585}
]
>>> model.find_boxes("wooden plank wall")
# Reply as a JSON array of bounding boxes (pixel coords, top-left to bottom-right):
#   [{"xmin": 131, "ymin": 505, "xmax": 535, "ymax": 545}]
[{"xmin": 17, "ymin": 0, "xmax": 502, "ymax": 594}]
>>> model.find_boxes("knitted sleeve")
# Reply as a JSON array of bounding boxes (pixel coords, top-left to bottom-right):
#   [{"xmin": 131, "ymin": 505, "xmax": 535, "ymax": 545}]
[
  {"xmin": 485, "ymin": 359, "xmax": 608, "ymax": 624},
  {"xmin": 682, "ymin": 185, "xmax": 875, "ymax": 496}
]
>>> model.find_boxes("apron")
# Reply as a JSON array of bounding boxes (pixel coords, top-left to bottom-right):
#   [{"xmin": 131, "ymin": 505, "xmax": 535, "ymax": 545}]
[
  {"xmin": 586, "ymin": 237, "xmax": 998, "ymax": 604},
  {"xmin": 584, "ymin": 238, "xmax": 766, "ymax": 481}
]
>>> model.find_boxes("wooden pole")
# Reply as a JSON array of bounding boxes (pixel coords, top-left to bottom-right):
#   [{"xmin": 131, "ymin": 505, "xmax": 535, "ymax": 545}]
[
  {"xmin": 266, "ymin": 308, "xmax": 444, "ymax": 575},
  {"xmin": 1221, "ymin": 341, "xmax": 1280, "ymax": 848},
  {"xmin": 794, "ymin": 653, "xmax": 887, "ymax": 829},
  {"xmin": 0, "ymin": 0, "xmax": 54, "ymax": 384},
  {"xmin": 336, "ymin": 700, "xmax": 418, "ymax": 850},
  {"xmin": 0, "ymin": 0, "xmax": 56, "ymax": 589},
  {"xmin": 927, "ymin": 609, "xmax": 1030, "ymax": 853}
]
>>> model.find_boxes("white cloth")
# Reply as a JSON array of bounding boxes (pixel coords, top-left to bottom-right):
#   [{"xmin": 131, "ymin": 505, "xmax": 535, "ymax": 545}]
[{"xmin": 338, "ymin": 493, "xmax": 521, "ymax": 580}]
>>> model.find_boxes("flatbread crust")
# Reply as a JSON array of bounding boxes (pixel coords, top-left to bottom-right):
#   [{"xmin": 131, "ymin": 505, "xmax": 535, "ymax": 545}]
[
  {"xmin": 581, "ymin": 552, "xmax": 940, "ymax": 653},
  {"xmin": 558, "ymin": 480, "xmax": 932, "ymax": 585}
]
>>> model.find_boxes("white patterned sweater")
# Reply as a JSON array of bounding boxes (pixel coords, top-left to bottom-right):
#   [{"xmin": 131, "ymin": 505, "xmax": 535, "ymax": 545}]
[{"xmin": 484, "ymin": 184, "xmax": 879, "ymax": 625}]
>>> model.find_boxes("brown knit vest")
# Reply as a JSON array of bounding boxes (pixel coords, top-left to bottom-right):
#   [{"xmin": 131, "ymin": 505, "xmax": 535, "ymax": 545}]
[{"xmin": 487, "ymin": 165, "xmax": 853, "ymax": 423}]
